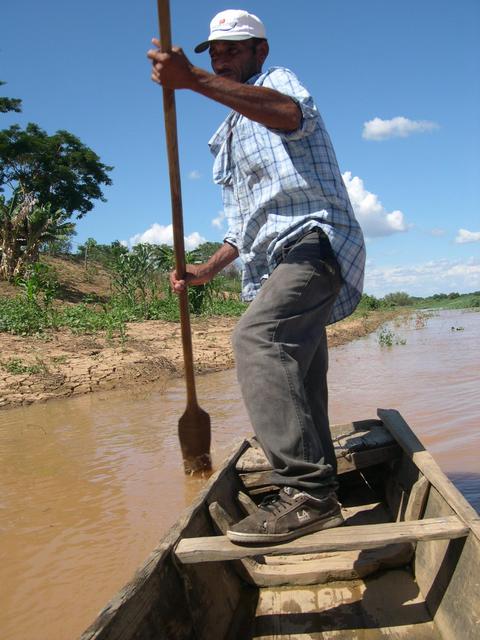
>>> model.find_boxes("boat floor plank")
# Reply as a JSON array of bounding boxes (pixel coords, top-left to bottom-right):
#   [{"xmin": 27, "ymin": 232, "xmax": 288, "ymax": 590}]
[{"xmin": 251, "ymin": 569, "xmax": 439, "ymax": 639}]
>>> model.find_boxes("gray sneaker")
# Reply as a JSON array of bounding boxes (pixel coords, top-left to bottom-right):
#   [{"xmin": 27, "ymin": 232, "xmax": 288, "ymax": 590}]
[{"xmin": 227, "ymin": 487, "xmax": 344, "ymax": 544}]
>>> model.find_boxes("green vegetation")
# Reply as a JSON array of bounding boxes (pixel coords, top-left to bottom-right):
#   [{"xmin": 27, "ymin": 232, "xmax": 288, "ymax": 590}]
[
  {"xmin": 1, "ymin": 242, "xmax": 478, "ymax": 340},
  {"xmin": 0, "ymin": 82, "xmax": 112, "ymax": 280},
  {"xmin": 0, "ymin": 81, "xmax": 22, "ymax": 114},
  {"xmin": 0, "ymin": 241, "xmax": 246, "ymax": 337},
  {"xmin": 377, "ymin": 327, "xmax": 407, "ymax": 347},
  {"xmin": 356, "ymin": 290, "xmax": 480, "ymax": 314},
  {"xmin": 418, "ymin": 292, "xmax": 480, "ymax": 309},
  {"xmin": 1, "ymin": 357, "xmax": 47, "ymax": 375}
]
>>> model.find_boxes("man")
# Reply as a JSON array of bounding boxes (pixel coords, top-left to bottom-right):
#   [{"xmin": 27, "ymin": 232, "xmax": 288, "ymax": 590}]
[{"xmin": 148, "ymin": 9, "xmax": 365, "ymax": 544}]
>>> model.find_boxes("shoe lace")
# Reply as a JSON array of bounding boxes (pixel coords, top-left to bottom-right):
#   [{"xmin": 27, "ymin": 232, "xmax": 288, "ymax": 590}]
[{"xmin": 259, "ymin": 492, "xmax": 294, "ymax": 516}]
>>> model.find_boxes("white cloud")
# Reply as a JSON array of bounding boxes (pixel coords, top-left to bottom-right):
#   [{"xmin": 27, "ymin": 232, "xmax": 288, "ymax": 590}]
[
  {"xmin": 455, "ymin": 228, "xmax": 480, "ymax": 244},
  {"xmin": 188, "ymin": 170, "xmax": 201, "ymax": 180},
  {"xmin": 184, "ymin": 231, "xmax": 207, "ymax": 251},
  {"xmin": 342, "ymin": 171, "xmax": 409, "ymax": 238},
  {"xmin": 430, "ymin": 228, "xmax": 446, "ymax": 237},
  {"xmin": 129, "ymin": 223, "xmax": 206, "ymax": 250},
  {"xmin": 212, "ymin": 210, "xmax": 225, "ymax": 229},
  {"xmin": 364, "ymin": 257, "xmax": 480, "ymax": 297},
  {"xmin": 362, "ymin": 116, "xmax": 439, "ymax": 141}
]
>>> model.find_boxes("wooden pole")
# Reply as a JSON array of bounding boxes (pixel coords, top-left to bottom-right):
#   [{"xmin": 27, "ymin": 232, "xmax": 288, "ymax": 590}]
[{"xmin": 156, "ymin": 0, "xmax": 211, "ymax": 473}]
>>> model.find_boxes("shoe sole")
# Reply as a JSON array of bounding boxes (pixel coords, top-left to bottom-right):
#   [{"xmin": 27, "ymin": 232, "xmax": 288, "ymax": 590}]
[{"xmin": 226, "ymin": 513, "xmax": 344, "ymax": 545}]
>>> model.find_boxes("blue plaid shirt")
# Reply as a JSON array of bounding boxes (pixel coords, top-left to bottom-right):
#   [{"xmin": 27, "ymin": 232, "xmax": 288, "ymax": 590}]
[{"xmin": 208, "ymin": 66, "xmax": 365, "ymax": 324}]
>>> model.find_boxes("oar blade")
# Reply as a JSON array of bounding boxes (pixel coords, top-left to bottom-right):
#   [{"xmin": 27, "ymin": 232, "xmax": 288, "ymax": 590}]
[{"xmin": 179, "ymin": 405, "xmax": 212, "ymax": 473}]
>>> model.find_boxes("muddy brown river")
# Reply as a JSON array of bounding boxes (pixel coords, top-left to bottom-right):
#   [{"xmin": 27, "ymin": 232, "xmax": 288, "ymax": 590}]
[{"xmin": 0, "ymin": 309, "xmax": 479, "ymax": 639}]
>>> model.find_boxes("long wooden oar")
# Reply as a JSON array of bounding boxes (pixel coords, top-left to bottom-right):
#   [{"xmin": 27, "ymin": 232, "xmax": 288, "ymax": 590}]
[{"xmin": 156, "ymin": 0, "xmax": 211, "ymax": 473}]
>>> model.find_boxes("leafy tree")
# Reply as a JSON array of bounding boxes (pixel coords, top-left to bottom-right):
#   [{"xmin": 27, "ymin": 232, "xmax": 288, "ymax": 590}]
[
  {"xmin": 0, "ymin": 81, "xmax": 22, "ymax": 114},
  {"xmin": 77, "ymin": 238, "xmax": 128, "ymax": 267},
  {"xmin": 358, "ymin": 293, "xmax": 381, "ymax": 310},
  {"xmin": 383, "ymin": 291, "xmax": 414, "ymax": 307},
  {"xmin": 0, "ymin": 123, "xmax": 112, "ymax": 216},
  {"xmin": 41, "ymin": 227, "xmax": 77, "ymax": 256},
  {"xmin": 0, "ymin": 119, "xmax": 112, "ymax": 279}
]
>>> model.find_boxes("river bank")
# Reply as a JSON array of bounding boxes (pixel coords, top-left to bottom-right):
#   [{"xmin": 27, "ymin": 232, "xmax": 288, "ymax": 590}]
[{"xmin": 0, "ymin": 309, "xmax": 399, "ymax": 410}]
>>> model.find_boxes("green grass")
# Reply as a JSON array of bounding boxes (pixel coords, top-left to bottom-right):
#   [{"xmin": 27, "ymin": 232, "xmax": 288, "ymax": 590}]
[
  {"xmin": 413, "ymin": 293, "xmax": 480, "ymax": 310},
  {"xmin": 0, "ymin": 288, "xmax": 247, "ymax": 338},
  {"xmin": 1, "ymin": 357, "xmax": 47, "ymax": 375}
]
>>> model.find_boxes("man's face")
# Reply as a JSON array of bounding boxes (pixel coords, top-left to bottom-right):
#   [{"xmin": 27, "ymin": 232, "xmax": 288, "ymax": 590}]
[{"xmin": 209, "ymin": 39, "xmax": 266, "ymax": 83}]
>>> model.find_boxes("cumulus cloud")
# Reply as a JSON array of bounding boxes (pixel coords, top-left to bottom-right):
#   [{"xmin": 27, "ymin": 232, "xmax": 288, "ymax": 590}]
[
  {"xmin": 364, "ymin": 257, "xmax": 480, "ymax": 297},
  {"xmin": 188, "ymin": 170, "xmax": 201, "ymax": 180},
  {"xmin": 455, "ymin": 228, "xmax": 480, "ymax": 244},
  {"xmin": 129, "ymin": 223, "xmax": 206, "ymax": 250},
  {"xmin": 212, "ymin": 210, "xmax": 226, "ymax": 229},
  {"xmin": 362, "ymin": 116, "xmax": 439, "ymax": 141},
  {"xmin": 342, "ymin": 171, "xmax": 409, "ymax": 238}
]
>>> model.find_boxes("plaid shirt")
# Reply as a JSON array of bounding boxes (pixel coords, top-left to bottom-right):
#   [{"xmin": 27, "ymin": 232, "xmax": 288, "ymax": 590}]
[{"xmin": 208, "ymin": 66, "xmax": 365, "ymax": 324}]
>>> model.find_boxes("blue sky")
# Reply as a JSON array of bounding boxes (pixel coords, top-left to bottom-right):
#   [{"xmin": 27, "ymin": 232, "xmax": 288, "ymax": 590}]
[{"xmin": 2, "ymin": 0, "xmax": 479, "ymax": 296}]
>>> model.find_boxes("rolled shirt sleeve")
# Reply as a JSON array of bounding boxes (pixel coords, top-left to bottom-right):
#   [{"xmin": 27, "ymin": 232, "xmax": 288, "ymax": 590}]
[
  {"xmin": 222, "ymin": 183, "xmax": 241, "ymax": 249},
  {"xmin": 260, "ymin": 67, "xmax": 319, "ymax": 140}
]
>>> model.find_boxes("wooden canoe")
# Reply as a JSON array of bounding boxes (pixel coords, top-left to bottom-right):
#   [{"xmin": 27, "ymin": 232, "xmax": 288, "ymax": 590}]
[{"xmin": 80, "ymin": 409, "xmax": 480, "ymax": 639}]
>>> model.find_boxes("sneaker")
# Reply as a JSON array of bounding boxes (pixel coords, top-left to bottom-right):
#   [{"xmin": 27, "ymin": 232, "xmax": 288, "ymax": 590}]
[{"xmin": 226, "ymin": 487, "xmax": 344, "ymax": 544}]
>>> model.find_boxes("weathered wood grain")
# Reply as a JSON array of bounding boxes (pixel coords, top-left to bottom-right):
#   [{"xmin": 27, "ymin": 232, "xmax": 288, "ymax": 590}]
[
  {"xmin": 80, "ymin": 441, "xmax": 249, "ymax": 640},
  {"xmin": 239, "ymin": 445, "xmax": 400, "ymax": 490},
  {"xmin": 405, "ymin": 474, "xmax": 430, "ymax": 522},
  {"xmin": 237, "ymin": 491, "xmax": 258, "ymax": 515},
  {"xmin": 415, "ymin": 486, "xmax": 480, "ymax": 640},
  {"xmin": 208, "ymin": 501, "xmax": 413, "ymax": 586},
  {"xmin": 237, "ymin": 424, "xmax": 398, "ymax": 477},
  {"xmin": 378, "ymin": 409, "xmax": 479, "ymax": 536},
  {"xmin": 253, "ymin": 569, "xmax": 439, "ymax": 639},
  {"xmin": 175, "ymin": 516, "xmax": 468, "ymax": 564}
]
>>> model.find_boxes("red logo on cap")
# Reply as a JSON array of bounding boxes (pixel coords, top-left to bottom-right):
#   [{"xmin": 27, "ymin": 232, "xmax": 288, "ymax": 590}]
[{"xmin": 219, "ymin": 18, "xmax": 225, "ymax": 24}]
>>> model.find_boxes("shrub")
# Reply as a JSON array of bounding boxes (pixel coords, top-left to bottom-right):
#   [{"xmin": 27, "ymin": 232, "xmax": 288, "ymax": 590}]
[
  {"xmin": 357, "ymin": 293, "xmax": 382, "ymax": 311},
  {"xmin": 382, "ymin": 291, "xmax": 414, "ymax": 307}
]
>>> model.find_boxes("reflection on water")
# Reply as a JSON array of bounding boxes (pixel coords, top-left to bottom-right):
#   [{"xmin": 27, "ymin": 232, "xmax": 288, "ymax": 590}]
[{"xmin": 0, "ymin": 309, "xmax": 478, "ymax": 639}]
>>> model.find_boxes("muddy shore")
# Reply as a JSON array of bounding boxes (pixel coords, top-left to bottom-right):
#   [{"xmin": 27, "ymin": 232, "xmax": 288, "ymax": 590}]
[{"xmin": 0, "ymin": 310, "xmax": 399, "ymax": 410}]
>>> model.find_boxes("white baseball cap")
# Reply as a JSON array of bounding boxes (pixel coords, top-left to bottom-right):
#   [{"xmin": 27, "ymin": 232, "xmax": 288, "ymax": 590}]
[{"xmin": 194, "ymin": 9, "xmax": 266, "ymax": 53}]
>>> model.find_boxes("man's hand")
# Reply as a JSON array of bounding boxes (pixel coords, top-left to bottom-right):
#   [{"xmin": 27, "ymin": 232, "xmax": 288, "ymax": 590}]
[
  {"xmin": 147, "ymin": 38, "xmax": 196, "ymax": 90},
  {"xmin": 169, "ymin": 242, "xmax": 239, "ymax": 294},
  {"xmin": 170, "ymin": 263, "xmax": 213, "ymax": 293}
]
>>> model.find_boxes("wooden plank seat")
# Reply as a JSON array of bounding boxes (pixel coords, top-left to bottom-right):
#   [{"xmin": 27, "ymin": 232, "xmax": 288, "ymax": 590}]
[
  {"xmin": 175, "ymin": 515, "xmax": 468, "ymax": 564},
  {"xmin": 207, "ymin": 500, "xmax": 414, "ymax": 586},
  {"xmin": 236, "ymin": 421, "xmax": 401, "ymax": 492}
]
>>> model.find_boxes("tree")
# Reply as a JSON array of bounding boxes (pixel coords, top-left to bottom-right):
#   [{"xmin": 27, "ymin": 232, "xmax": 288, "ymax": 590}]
[
  {"xmin": 383, "ymin": 291, "xmax": 414, "ymax": 307},
  {"xmin": 0, "ymin": 81, "xmax": 22, "ymax": 114},
  {"xmin": 41, "ymin": 227, "xmax": 77, "ymax": 256},
  {"xmin": 0, "ymin": 123, "xmax": 112, "ymax": 217},
  {"xmin": 77, "ymin": 238, "xmax": 128, "ymax": 268},
  {"xmin": 0, "ymin": 192, "xmax": 75, "ymax": 279},
  {"xmin": 0, "ymin": 120, "xmax": 113, "ymax": 279}
]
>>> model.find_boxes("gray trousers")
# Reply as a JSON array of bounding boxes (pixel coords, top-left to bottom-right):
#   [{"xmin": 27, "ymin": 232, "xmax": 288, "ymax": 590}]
[{"xmin": 232, "ymin": 230, "xmax": 342, "ymax": 496}]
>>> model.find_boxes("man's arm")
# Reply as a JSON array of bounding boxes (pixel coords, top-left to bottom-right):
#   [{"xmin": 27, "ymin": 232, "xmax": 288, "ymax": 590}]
[
  {"xmin": 170, "ymin": 241, "xmax": 239, "ymax": 293},
  {"xmin": 147, "ymin": 40, "xmax": 300, "ymax": 131}
]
